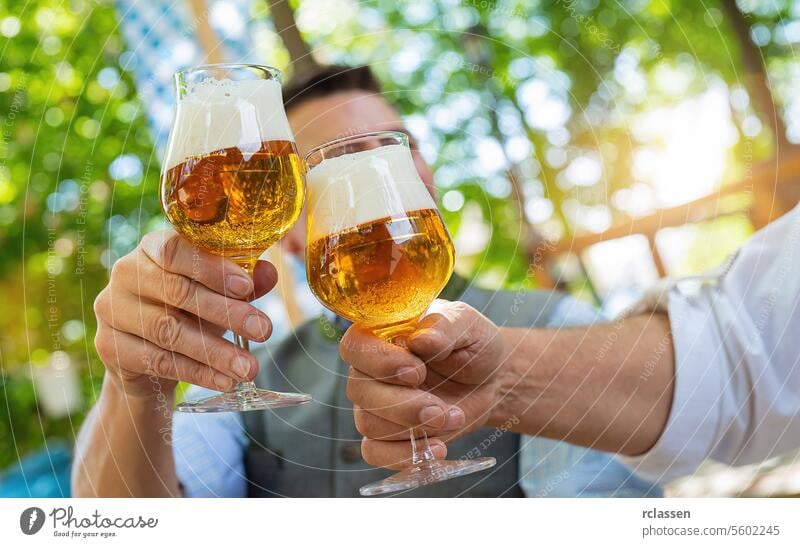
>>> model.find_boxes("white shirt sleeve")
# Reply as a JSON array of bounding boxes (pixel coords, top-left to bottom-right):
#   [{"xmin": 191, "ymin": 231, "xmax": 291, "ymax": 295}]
[{"xmin": 618, "ymin": 204, "xmax": 800, "ymax": 483}]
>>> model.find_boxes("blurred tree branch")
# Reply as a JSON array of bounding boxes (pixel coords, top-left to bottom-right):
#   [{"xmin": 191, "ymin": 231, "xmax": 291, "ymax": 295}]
[
  {"xmin": 719, "ymin": 0, "xmax": 790, "ymax": 152},
  {"xmin": 266, "ymin": 0, "xmax": 321, "ymax": 79},
  {"xmin": 462, "ymin": 25, "xmax": 553, "ymax": 285}
]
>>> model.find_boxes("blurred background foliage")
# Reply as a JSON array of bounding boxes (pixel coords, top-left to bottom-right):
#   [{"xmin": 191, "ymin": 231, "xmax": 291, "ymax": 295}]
[{"xmin": 1, "ymin": 0, "xmax": 798, "ymax": 478}]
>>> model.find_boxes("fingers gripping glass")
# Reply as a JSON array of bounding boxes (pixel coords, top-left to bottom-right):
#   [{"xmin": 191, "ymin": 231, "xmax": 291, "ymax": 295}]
[
  {"xmin": 304, "ymin": 131, "xmax": 495, "ymax": 494},
  {"xmin": 159, "ymin": 64, "xmax": 311, "ymax": 412}
]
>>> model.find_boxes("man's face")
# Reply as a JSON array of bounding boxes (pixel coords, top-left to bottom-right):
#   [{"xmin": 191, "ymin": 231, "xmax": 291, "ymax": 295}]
[{"xmin": 281, "ymin": 90, "xmax": 434, "ymax": 255}]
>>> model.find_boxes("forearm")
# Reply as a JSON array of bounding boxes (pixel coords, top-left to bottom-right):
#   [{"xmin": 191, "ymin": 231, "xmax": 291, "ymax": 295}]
[
  {"xmin": 489, "ymin": 313, "xmax": 675, "ymax": 455},
  {"xmin": 71, "ymin": 375, "xmax": 181, "ymax": 497}
]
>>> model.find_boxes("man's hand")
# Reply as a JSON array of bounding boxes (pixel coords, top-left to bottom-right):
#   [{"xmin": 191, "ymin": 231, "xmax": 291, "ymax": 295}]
[
  {"xmin": 342, "ymin": 300, "xmax": 505, "ymax": 469},
  {"xmin": 93, "ymin": 229, "xmax": 277, "ymax": 398}
]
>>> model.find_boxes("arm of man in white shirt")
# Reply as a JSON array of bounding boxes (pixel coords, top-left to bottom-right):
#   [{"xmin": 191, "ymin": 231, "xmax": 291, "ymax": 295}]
[
  {"xmin": 343, "ymin": 206, "xmax": 800, "ymax": 482},
  {"xmin": 619, "ymin": 203, "xmax": 800, "ymax": 482}
]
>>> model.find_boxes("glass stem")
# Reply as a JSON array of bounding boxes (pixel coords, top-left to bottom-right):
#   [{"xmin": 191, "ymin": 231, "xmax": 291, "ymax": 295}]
[
  {"xmin": 233, "ymin": 258, "xmax": 258, "ymax": 395},
  {"xmin": 377, "ymin": 317, "xmax": 436, "ymax": 467},
  {"xmin": 374, "ymin": 318, "xmax": 418, "ymax": 345},
  {"xmin": 233, "ymin": 331, "xmax": 257, "ymax": 394},
  {"xmin": 410, "ymin": 429, "xmax": 437, "ymax": 465}
]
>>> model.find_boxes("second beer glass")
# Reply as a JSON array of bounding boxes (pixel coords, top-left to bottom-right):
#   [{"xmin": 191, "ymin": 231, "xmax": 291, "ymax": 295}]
[{"xmin": 305, "ymin": 131, "xmax": 496, "ymax": 495}]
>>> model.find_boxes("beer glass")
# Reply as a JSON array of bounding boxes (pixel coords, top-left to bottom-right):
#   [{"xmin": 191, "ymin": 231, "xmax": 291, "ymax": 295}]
[
  {"xmin": 305, "ymin": 131, "xmax": 496, "ymax": 495},
  {"xmin": 160, "ymin": 64, "xmax": 311, "ymax": 412}
]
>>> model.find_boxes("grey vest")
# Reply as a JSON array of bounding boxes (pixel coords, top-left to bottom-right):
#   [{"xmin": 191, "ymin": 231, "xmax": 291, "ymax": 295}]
[{"xmin": 243, "ymin": 275, "xmax": 566, "ymax": 497}]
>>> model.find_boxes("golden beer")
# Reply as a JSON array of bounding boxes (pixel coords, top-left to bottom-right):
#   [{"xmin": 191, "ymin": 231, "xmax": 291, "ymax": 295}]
[
  {"xmin": 161, "ymin": 63, "xmax": 313, "ymax": 412},
  {"xmin": 161, "ymin": 139, "xmax": 305, "ymax": 262},
  {"xmin": 305, "ymin": 131, "xmax": 496, "ymax": 495},
  {"xmin": 307, "ymin": 207, "xmax": 454, "ymax": 332},
  {"xmin": 305, "ymin": 133, "xmax": 456, "ymax": 339}
]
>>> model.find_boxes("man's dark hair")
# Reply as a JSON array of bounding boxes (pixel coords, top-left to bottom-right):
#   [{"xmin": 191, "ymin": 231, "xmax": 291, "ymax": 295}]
[{"xmin": 282, "ymin": 65, "xmax": 382, "ymax": 112}]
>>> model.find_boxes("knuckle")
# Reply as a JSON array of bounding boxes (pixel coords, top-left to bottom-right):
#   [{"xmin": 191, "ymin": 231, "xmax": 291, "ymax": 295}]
[
  {"xmin": 93, "ymin": 290, "xmax": 109, "ymax": 319},
  {"xmin": 148, "ymin": 348, "xmax": 174, "ymax": 379},
  {"xmin": 204, "ymin": 341, "xmax": 233, "ymax": 370},
  {"xmin": 451, "ymin": 300, "xmax": 477, "ymax": 320},
  {"xmin": 345, "ymin": 376, "xmax": 369, "ymax": 406},
  {"xmin": 473, "ymin": 314, "xmax": 500, "ymax": 352},
  {"xmin": 202, "ymin": 295, "xmax": 233, "ymax": 328},
  {"xmin": 109, "ymin": 259, "xmax": 121, "ymax": 279},
  {"xmin": 139, "ymin": 230, "xmax": 159, "ymax": 249},
  {"xmin": 152, "ymin": 313, "xmax": 182, "ymax": 348},
  {"xmin": 353, "ymin": 411, "xmax": 368, "ymax": 436},
  {"xmin": 109, "ymin": 257, "xmax": 128, "ymax": 282},
  {"xmin": 121, "ymin": 248, "xmax": 143, "ymax": 273},
  {"xmin": 94, "ymin": 329, "xmax": 113, "ymax": 363},
  {"xmin": 188, "ymin": 363, "xmax": 209, "ymax": 388},
  {"xmin": 412, "ymin": 392, "xmax": 439, "ymax": 414},
  {"xmin": 205, "ymin": 340, "xmax": 227, "ymax": 362},
  {"xmin": 360, "ymin": 439, "xmax": 381, "ymax": 467},
  {"xmin": 339, "ymin": 330, "xmax": 354, "ymax": 362},
  {"xmin": 360, "ymin": 439, "xmax": 374, "ymax": 465},
  {"xmin": 142, "ymin": 229, "xmax": 174, "ymax": 248},
  {"xmin": 482, "ymin": 319, "xmax": 502, "ymax": 351},
  {"xmin": 164, "ymin": 273, "xmax": 194, "ymax": 308},
  {"xmin": 345, "ymin": 376, "xmax": 359, "ymax": 403},
  {"xmin": 354, "ymin": 410, "xmax": 382, "ymax": 438}
]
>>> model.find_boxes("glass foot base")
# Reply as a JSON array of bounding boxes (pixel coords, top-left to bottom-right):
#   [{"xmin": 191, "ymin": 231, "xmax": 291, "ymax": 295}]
[
  {"xmin": 359, "ymin": 457, "xmax": 496, "ymax": 496},
  {"xmin": 175, "ymin": 388, "xmax": 312, "ymax": 413}
]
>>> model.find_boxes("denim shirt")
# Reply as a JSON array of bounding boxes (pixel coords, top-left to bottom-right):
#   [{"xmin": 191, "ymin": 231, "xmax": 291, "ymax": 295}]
[{"xmin": 172, "ymin": 291, "xmax": 662, "ymax": 498}]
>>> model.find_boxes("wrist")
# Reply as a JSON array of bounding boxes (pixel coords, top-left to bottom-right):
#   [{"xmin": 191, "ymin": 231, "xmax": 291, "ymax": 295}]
[
  {"xmin": 101, "ymin": 373, "xmax": 175, "ymax": 411},
  {"xmin": 486, "ymin": 327, "xmax": 555, "ymax": 430},
  {"xmin": 485, "ymin": 327, "xmax": 527, "ymax": 428}
]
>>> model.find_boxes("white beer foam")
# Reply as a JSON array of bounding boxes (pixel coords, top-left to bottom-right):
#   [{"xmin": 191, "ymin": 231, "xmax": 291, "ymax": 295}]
[
  {"xmin": 306, "ymin": 144, "xmax": 437, "ymax": 241},
  {"xmin": 164, "ymin": 78, "xmax": 293, "ymax": 169}
]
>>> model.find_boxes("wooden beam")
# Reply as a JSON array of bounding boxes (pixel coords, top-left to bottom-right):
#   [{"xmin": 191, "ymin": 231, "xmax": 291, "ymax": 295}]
[
  {"xmin": 648, "ymin": 234, "xmax": 667, "ymax": 278},
  {"xmin": 186, "ymin": 0, "xmax": 224, "ymax": 65},
  {"xmin": 545, "ymin": 185, "xmax": 749, "ymax": 256},
  {"xmin": 536, "ymin": 153, "xmax": 800, "ymax": 258}
]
